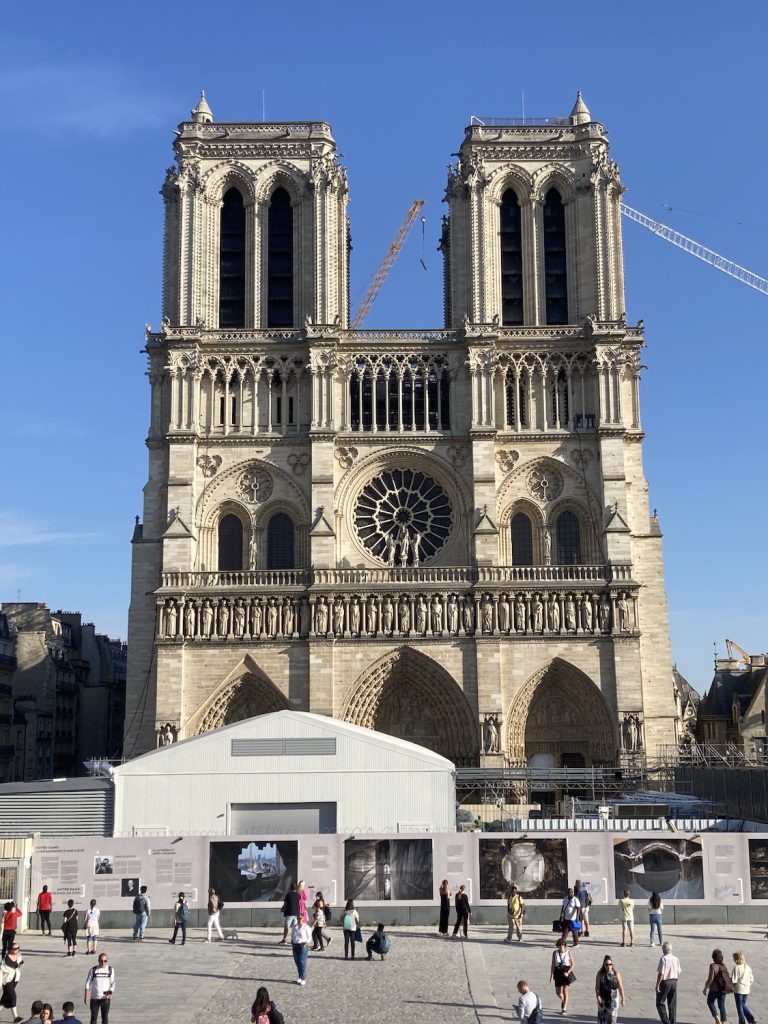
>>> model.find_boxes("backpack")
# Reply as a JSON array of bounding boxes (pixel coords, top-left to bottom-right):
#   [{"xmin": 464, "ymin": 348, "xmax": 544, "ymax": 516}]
[
  {"xmin": 714, "ymin": 965, "xmax": 733, "ymax": 994},
  {"xmin": 179, "ymin": 902, "xmax": 190, "ymax": 923},
  {"xmin": 343, "ymin": 912, "xmax": 355, "ymax": 931},
  {"xmin": 132, "ymin": 895, "xmax": 146, "ymax": 915}
]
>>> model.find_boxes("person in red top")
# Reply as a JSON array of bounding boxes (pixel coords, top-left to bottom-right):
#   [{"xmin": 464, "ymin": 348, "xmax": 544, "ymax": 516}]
[
  {"xmin": 37, "ymin": 886, "xmax": 53, "ymax": 936},
  {"xmin": 2, "ymin": 901, "xmax": 23, "ymax": 958}
]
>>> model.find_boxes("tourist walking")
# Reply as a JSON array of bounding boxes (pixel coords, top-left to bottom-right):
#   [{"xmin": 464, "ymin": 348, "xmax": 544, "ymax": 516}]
[
  {"xmin": 1, "ymin": 905, "xmax": 22, "ymax": 959},
  {"xmin": 505, "ymin": 885, "xmax": 524, "ymax": 943},
  {"xmin": 575, "ymin": 878, "xmax": 591, "ymax": 937},
  {"xmin": 205, "ymin": 888, "xmax": 224, "ymax": 943},
  {"xmin": 83, "ymin": 953, "xmax": 115, "ymax": 1024},
  {"xmin": 131, "ymin": 886, "xmax": 150, "ymax": 941},
  {"xmin": 595, "ymin": 955, "xmax": 625, "ymax": 1024},
  {"xmin": 279, "ymin": 884, "xmax": 300, "ymax": 944},
  {"xmin": 703, "ymin": 948, "xmax": 733, "ymax": 1024},
  {"xmin": 438, "ymin": 879, "xmax": 451, "ymax": 936},
  {"xmin": 618, "ymin": 889, "xmax": 634, "ymax": 947},
  {"xmin": 311, "ymin": 894, "xmax": 331, "ymax": 950},
  {"xmin": 731, "ymin": 951, "xmax": 755, "ymax": 1024},
  {"xmin": 452, "ymin": 884, "xmax": 471, "ymax": 938},
  {"xmin": 516, "ymin": 980, "xmax": 542, "ymax": 1024},
  {"xmin": 559, "ymin": 886, "xmax": 581, "ymax": 946},
  {"xmin": 550, "ymin": 937, "xmax": 575, "ymax": 1015},
  {"xmin": 84, "ymin": 901, "xmax": 100, "ymax": 955},
  {"xmin": 36, "ymin": 887, "xmax": 53, "ymax": 937},
  {"xmin": 290, "ymin": 912, "xmax": 311, "ymax": 985},
  {"xmin": 62, "ymin": 900, "xmax": 79, "ymax": 957},
  {"xmin": 169, "ymin": 892, "xmax": 189, "ymax": 945},
  {"xmin": 342, "ymin": 900, "xmax": 360, "ymax": 960},
  {"xmin": 250, "ymin": 986, "xmax": 284, "ymax": 1024},
  {"xmin": 0, "ymin": 939, "xmax": 23, "ymax": 1023},
  {"xmin": 655, "ymin": 940, "xmax": 681, "ymax": 1024},
  {"xmin": 298, "ymin": 880, "xmax": 308, "ymax": 923},
  {"xmin": 648, "ymin": 891, "xmax": 664, "ymax": 946}
]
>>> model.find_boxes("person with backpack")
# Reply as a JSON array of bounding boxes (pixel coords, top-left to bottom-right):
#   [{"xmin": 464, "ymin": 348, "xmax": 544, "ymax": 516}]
[
  {"xmin": 575, "ymin": 878, "xmax": 592, "ymax": 938},
  {"xmin": 365, "ymin": 923, "xmax": 390, "ymax": 961},
  {"xmin": 505, "ymin": 885, "xmax": 525, "ymax": 943},
  {"xmin": 703, "ymin": 948, "xmax": 733, "ymax": 1024},
  {"xmin": 342, "ymin": 900, "xmax": 360, "ymax": 960},
  {"xmin": 169, "ymin": 892, "xmax": 189, "ymax": 945},
  {"xmin": 62, "ymin": 900, "xmax": 79, "ymax": 957},
  {"xmin": 250, "ymin": 986, "xmax": 284, "ymax": 1024},
  {"xmin": 516, "ymin": 980, "xmax": 542, "ymax": 1024},
  {"xmin": 595, "ymin": 954, "xmax": 625, "ymax": 1024},
  {"xmin": 131, "ymin": 886, "xmax": 150, "ymax": 941}
]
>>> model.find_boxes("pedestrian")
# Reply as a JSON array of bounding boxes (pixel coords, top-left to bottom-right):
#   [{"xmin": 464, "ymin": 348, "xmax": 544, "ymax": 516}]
[
  {"xmin": 595, "ymin": 954, "xmax": 625, "ymax": 1024},
  {"xmin": 36, "ymin": 887, "xmax": 53, "ymax": 937},
  {"xmin": 703, "ymin": 948, "xmax": 733, "ymax": 1024},
  {"xmin": 516, "ymin": 980, "xmax": 542, "ymax": 1024},
  {"xmin": 311, "ymin": 895, "xmax": 330, "ymax": 951},
  {"xmin": 290, "ymin": 912, "xmax": 311, "ymax": 985},
  {"xmin": 53, "ymin": 1001, "xmax": 83, "ymax": 1024},
  {"xmin": 297, "ymin": 880, "xmax": 308, "ymax": 923},
  {"xmin": 365, "ymin": 923, "xmax": 390, "ymax": 961},
  {"xmin": 618, "ymin": 889, "xmax": 634, "ymax": 947},
  {"xmin": 279, "ymin": 884, "xmax": 300, "ymax": 944},
  {"xmin": 205, "ymin": 888, "xmax": 224, "ymax": 943},
  {"xmin": 342, "ymin": 900, "xmax": 360, "ymax": 960},
  {"xmin": 648, "ymin": 890, "xmax": 664, "ymax": 947},
  {"xmin": 452, "ymin": 884, "xmax": 471, "ymax": 939},
  {"xmin": 731, "ymin": 951, "xmax": 755, "ymax": 1024},
  {"xmin": 169, "ymin": 892, "xmax": 189, "ymax": 945},
  {"xmin": 83, "ymin": 952, "xmax": 115, "ymax": 1024},
  {"xmin": 19, "ymin": 1002, "xmax": 44, "ymax": 1024},
  {"xmin": 560, "ymin": 886, "xmax": 581, "ymax": 947},
  {"xmin": 0, "ymin": 939, "xmax": 23, "ymax": 1023},
  {"xmin": 550, "ymin": 937, "xmax": 575, "ymax": 1015},
  {"xmin": 131, "ymin": 885, "xmax": 150, "ymax": 941},
  {"xmin": 575, "ymin": 878, "xmax": 591, "ymax": 937},
  {"xmin": 62, "ymin": 900, "xmax": 79, "ymax": 957},
  {"xmin": 250, "ymin": 986, "xmax": 284, "ymax": 1024},
  {"xmin": 438, "ymin": 879, "xmax": 452, "ymax": 937},
  {"xmin": 40, "ymin": 1005, "xmax": 54, "ymax": 1023},
  {"xmin": 84, "ymin": 901, "xmax": 100, "ymax": 956},
  {"xmin": 655, "ymin": 939, "xmax": 682, "ymax": 1024},
  {"xmin": 1, "ymin": 905, "xmax": 22, "ymax": 959},
  {"xmin": 505, "ymin": 884, "xmax": 525, "ymax": 943}
]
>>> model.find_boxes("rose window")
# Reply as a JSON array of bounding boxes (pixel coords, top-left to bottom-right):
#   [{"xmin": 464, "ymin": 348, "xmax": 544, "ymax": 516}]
[
  {"xmin": 353, "ymin": 468, "xmax": 452, "ymax": 565},
  {"xmin": 527, "ymin": 465, "xmax": 563, "ymax": 503},
  {"xmin": 237, "ymin": 468, "xmax": 273, "ymax": 503}
]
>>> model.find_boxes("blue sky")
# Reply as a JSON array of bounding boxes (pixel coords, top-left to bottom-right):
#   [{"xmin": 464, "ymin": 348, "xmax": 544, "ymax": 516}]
[{"xmin": 1, "ymin": 1, "xmax": 766, "ymax": 692}]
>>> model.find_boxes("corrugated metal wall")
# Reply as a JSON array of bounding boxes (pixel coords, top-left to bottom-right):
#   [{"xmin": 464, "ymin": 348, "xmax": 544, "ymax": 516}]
[{"xmin": 0, "ymin": 788, "xmax": 114, "ymax": 837}]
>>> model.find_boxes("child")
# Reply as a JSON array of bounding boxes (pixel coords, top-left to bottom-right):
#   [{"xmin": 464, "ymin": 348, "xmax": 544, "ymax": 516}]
[{"xmin": 365, "ymin": 922, "xmax": 391, "ymax": 961}]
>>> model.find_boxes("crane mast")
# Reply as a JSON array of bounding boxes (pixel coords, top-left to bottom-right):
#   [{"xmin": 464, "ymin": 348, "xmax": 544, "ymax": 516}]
[{"xmin": 351, "ymin": 200, "xmax": 425, "ymax": 328}]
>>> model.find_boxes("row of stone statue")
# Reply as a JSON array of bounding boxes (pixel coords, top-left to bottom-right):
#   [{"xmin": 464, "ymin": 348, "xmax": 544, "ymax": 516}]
[{"xmin": 158, "ymin": 590, "xmax": 635, "ymax": 639}]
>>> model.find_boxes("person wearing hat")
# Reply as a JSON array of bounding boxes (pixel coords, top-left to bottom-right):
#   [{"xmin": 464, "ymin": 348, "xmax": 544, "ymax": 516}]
[{"xmin": 506, "ymin": 884, "xmax": 525, "ymax": 943}]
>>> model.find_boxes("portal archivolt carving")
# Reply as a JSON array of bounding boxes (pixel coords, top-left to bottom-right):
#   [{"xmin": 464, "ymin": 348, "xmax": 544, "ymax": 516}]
[{"xmin": 191, "ymin": 671, "xmax": 290, "ymax": 734}]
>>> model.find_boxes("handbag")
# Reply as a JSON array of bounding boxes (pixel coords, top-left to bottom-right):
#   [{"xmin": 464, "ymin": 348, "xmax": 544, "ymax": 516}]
[
  {"xmin": 354, "ymin": 926, "xmax": 363, "ymax": 942},
  {"xmin": 552, "ymin": 919, "xmax": 564, "ymax": 932}
]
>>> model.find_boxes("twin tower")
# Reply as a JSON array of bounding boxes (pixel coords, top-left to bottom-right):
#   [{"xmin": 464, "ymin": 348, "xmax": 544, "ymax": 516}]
[{"xmin": 126, "ymin": 93, "xmax": 677, "ymax": 775}]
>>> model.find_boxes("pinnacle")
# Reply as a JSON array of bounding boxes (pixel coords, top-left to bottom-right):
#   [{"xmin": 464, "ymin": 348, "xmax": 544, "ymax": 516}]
[
  {"xmin": 191, "ymin": 90, "xmax": 214, "ymax": 124},
  {"xmin": 570, "ymin": 91, "xmax": 591, "ymax": 125}
]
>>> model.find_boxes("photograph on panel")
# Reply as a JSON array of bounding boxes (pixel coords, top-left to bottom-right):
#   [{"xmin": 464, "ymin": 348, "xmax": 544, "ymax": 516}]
[
  {"xmin": 747, "ymin": 838, "xmax": 768, "ymax": 898},
  {"xmin": 613, "ymin": 837, "xmax": 703, "ymax": 899},
  {"xmin": 344, "ymin": 838, "xmax": 433, "ymax": 901},
  {"xmin": 209, "ymin": 840, "xmax": 298, "ymax": 902},
  {"xmin": 479, "ymin": 838, "xmax": 567, "ymax": 899}
]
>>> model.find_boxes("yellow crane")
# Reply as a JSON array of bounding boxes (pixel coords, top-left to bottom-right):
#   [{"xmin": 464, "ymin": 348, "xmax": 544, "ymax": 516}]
[
  {"xmin": 725, "ymin": 639, "xmax": 751, "ymax": 666},
  {"xmin": 351, "ymin": 199, "xmax": 424, "ymax": 328}
]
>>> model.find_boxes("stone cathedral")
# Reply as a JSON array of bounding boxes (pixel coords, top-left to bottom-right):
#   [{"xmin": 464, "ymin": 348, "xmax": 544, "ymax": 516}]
[{"xmin": 125, "ymin": 92, "xmax": 678, "ymax": 768}]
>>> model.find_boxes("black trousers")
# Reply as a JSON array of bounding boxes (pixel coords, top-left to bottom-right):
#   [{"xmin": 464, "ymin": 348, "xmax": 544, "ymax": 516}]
[
  {"xmin": 39, "ymin": 910, "xmax": 51, "ymax": 933},
  {"xmin": 453, "ymin": 912, "xmax": 468, "ymax": 937},
  {"xmin": 89, "ymin": 998, "xmax": 111, "ymax": 1024},
  {"xmin": 656, "ymin": 979, "xmax": 678, "ymax": 1024},
  {"xmin": 1, "ymin": 931, "xmax": 16, "ymax": 958}
]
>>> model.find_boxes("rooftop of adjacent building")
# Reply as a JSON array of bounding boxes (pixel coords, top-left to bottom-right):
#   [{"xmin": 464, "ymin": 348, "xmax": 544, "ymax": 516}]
[{"xmin": 698, "ymin": 652, "xmax": 768, "ymax": 719}]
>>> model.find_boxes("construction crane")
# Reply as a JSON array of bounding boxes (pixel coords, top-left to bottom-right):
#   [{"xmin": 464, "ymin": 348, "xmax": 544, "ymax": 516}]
[
  {"xmin": 725, "ymin": 639, "xmax": 751, "ymax": 666},
  {"xmin": 351, "ymin": 200, "xmax": 425, "ymax": 328},
  {"xmin": 621, "ymin": 204, "xmax": 768, "ymax": 297}
]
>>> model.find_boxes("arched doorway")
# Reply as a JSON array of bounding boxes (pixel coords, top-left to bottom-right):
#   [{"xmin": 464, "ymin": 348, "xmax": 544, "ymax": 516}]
[
  {"xmin": 190, "ymin": 669, "xmax": 290, "ymax": 735},
  {"xmin": 341, "ymin": 647, "xmax": 478, "ymax": 764},
  {"xmin": 506, "ymin": 658, "xmax": 618, "ymax": 768}
]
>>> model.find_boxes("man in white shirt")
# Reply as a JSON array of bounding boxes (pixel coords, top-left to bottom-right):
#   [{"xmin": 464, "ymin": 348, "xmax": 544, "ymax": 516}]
[
  {"xmin": 516, "ymin": 980, "xmax": 541, "ymax": 1024},
  {"xmin": 84, "ymin": 953, "xmax": 116, "ymax": 1024},
  {"xmin": 655, "ymin": 940, "xmax": 681, "ymax": 1024},
  {"xmin": 560, "ymin": 886, "xmax": 581, "ymax": 946}
]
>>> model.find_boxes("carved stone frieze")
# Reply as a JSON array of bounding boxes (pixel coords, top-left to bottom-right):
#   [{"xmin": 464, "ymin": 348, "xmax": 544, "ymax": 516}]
[
  {"xmin": 197, "ymin": 454, "xmax": 222, "ymax": 478},
  {"xmin": 335, "ymin": 446, "xmax": 358, "ymax": 470},
  {"xmin": 495, "ymin": 449, "xmax": 520, "ymax": 474}
]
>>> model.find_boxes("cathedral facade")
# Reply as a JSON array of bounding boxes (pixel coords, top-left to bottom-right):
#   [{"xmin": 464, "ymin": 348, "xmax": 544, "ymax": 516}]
[{"xmin": 125, "ymin": 92, "xmax": 678, "ymax": 768}]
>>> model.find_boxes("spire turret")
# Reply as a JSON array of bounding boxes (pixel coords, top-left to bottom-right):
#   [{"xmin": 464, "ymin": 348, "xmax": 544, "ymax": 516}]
[
  {"xmin": 570, "ymin": 91, "xmax": 591, "ymax": 125},
  {"xmin": 191, "ymin": 91, "xmax": 213, "ymax": 124}
]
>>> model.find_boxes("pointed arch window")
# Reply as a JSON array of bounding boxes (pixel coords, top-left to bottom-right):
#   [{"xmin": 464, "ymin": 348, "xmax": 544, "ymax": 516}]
[
  {"xmin": 500, "ymin": 189, "xmax": 524, "ymax": 325},
  {"xmin": 219, "ymin": 188, "xmax": 246, "ymax": 328},
  {"xmin": 218, "ymin": 514, "xmax": 244, "ymax": 570},
  {"xmin": 267, "ymin": 512, "xmax": 295, "ymax": 569},
  {"xmin": 267, "ymin": 187, "xmax": 294, "ymax": 328},
  {"xmin": 511, "ymin": 512, "xmax": 533, "ymax": 566},
  {"xmin": 556, "ymin": 510, "xmax": 581, "ymax": 565},
  {"xmin": 543, "ymin": 188, "xmax": 568, "ymax": 325}
]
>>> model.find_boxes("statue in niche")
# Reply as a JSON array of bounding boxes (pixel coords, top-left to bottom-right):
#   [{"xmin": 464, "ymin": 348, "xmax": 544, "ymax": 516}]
[
  {"xmin": 483, "ymin": 714, "xmax": 500, "ymax": 754},
  {"xmin": 415, "ymin": 595, "xmax": 428, "ymax": 634},
  {"xmin": 549, "ymin": 596, "xmax": 560, "ymax": 632},
  {"xmin": 599, "ymin": 595, "xmax": 611, "ymax": 631},
  {"xmin": 283, "ymin": 598, "xmax": 294, "ymax": 636},
  {"xmin": 399, "ymin": 597, "xmax": 410, "ymax": 633},
  {"xmin": 184, "ymin": 600, "xmax": 195, "ymax": 637},
  {"xmin": 543, "ymin": 529, "xmax": 552, "ymax": 565},
  {"xmin": 299, "ymin": 598, "xmax": 310, "ymax": 636},
  {"xmin": 249, "ymin": 526, "xmax": 258, "ymax": 570},
  {"xmin": 201, "ymin": 599, "xmax": 213, "ymax": 637},
  {"xmin": 447, "ymin": 594, "xmax": 459, "ymax": 634},
  {"xmin": 385, "ymin": 533, "xmax": 396, "ymax": 566},
  {"xmin": 498, "ymin": 594, "xmax": 510, "ymax": 633},
  {"xmin": 462, "ymin": 596, "xmax": 474, "ymax": 633},
  {"xmin": 166, "ymin": 600, "xmax": 178, "ymax": 638},
  {"xmin": 266, "ymin": 597, "xmax": 279, "ymax": 636},
  {"xmin": 367, "ymin": 597, "xmax": 378, "ymax": 635},
  {"xmin": 582, "ymin": 594, "xmax": 593, "ymax": 631},
  {"xmin": 565, "ymin": 595, "xmax": 577, "ymax": 631},
  {"xmin": 397, "ymin": 524, "xmax": 411, "ymax": 565},
  {"xmin": 349, "ymin": 598, "xmax": 361, "ymax": 636},
  {"xmin": 382, "ymin": 597, "xmax": 394, "ymax": 634},
  {"xmin": 315, "ymin": 597, "xmax": 329, "ymax": 636},
  {"xmin": 622, "ymin": 713, "xmax": 641, "ymax": 751},
  {"xmin": 412, "ymin": 531, "xmax": 422, "ymax": 567},
  {"xmin": 533, "ymin": 597, "xmax": 543, "ymax": 632},
  {"xmin": 233, "ymin": 599, "xmax": 246, "ymax": 636},
  {"xmin": 431, "ymin": 595, "xmax": 443, "ymax": 634},
  {"xmin": 333, "ymin": 597, "xmax": 344, "ymax": 635},
  {"xmin": 218, "ymin": 601, "xmax": 230, "ymax": 637},
  {"xmin": 618, "ymin": 594, "xmax": 630, "ymax": 631},
  {"xmin": 158, "ymin": 723, "xmax": 177, "ymax": 746},
  {"xmin": 514, "ymin": 595, "xmax": 526, "ymax": 631},
  {"xmin": 252, "ymin": 598, "xmax": 263, "ymax": 637},
  {"xmin": 481, "ymin": 593, "xmax": 493, "ymax": 630}
]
